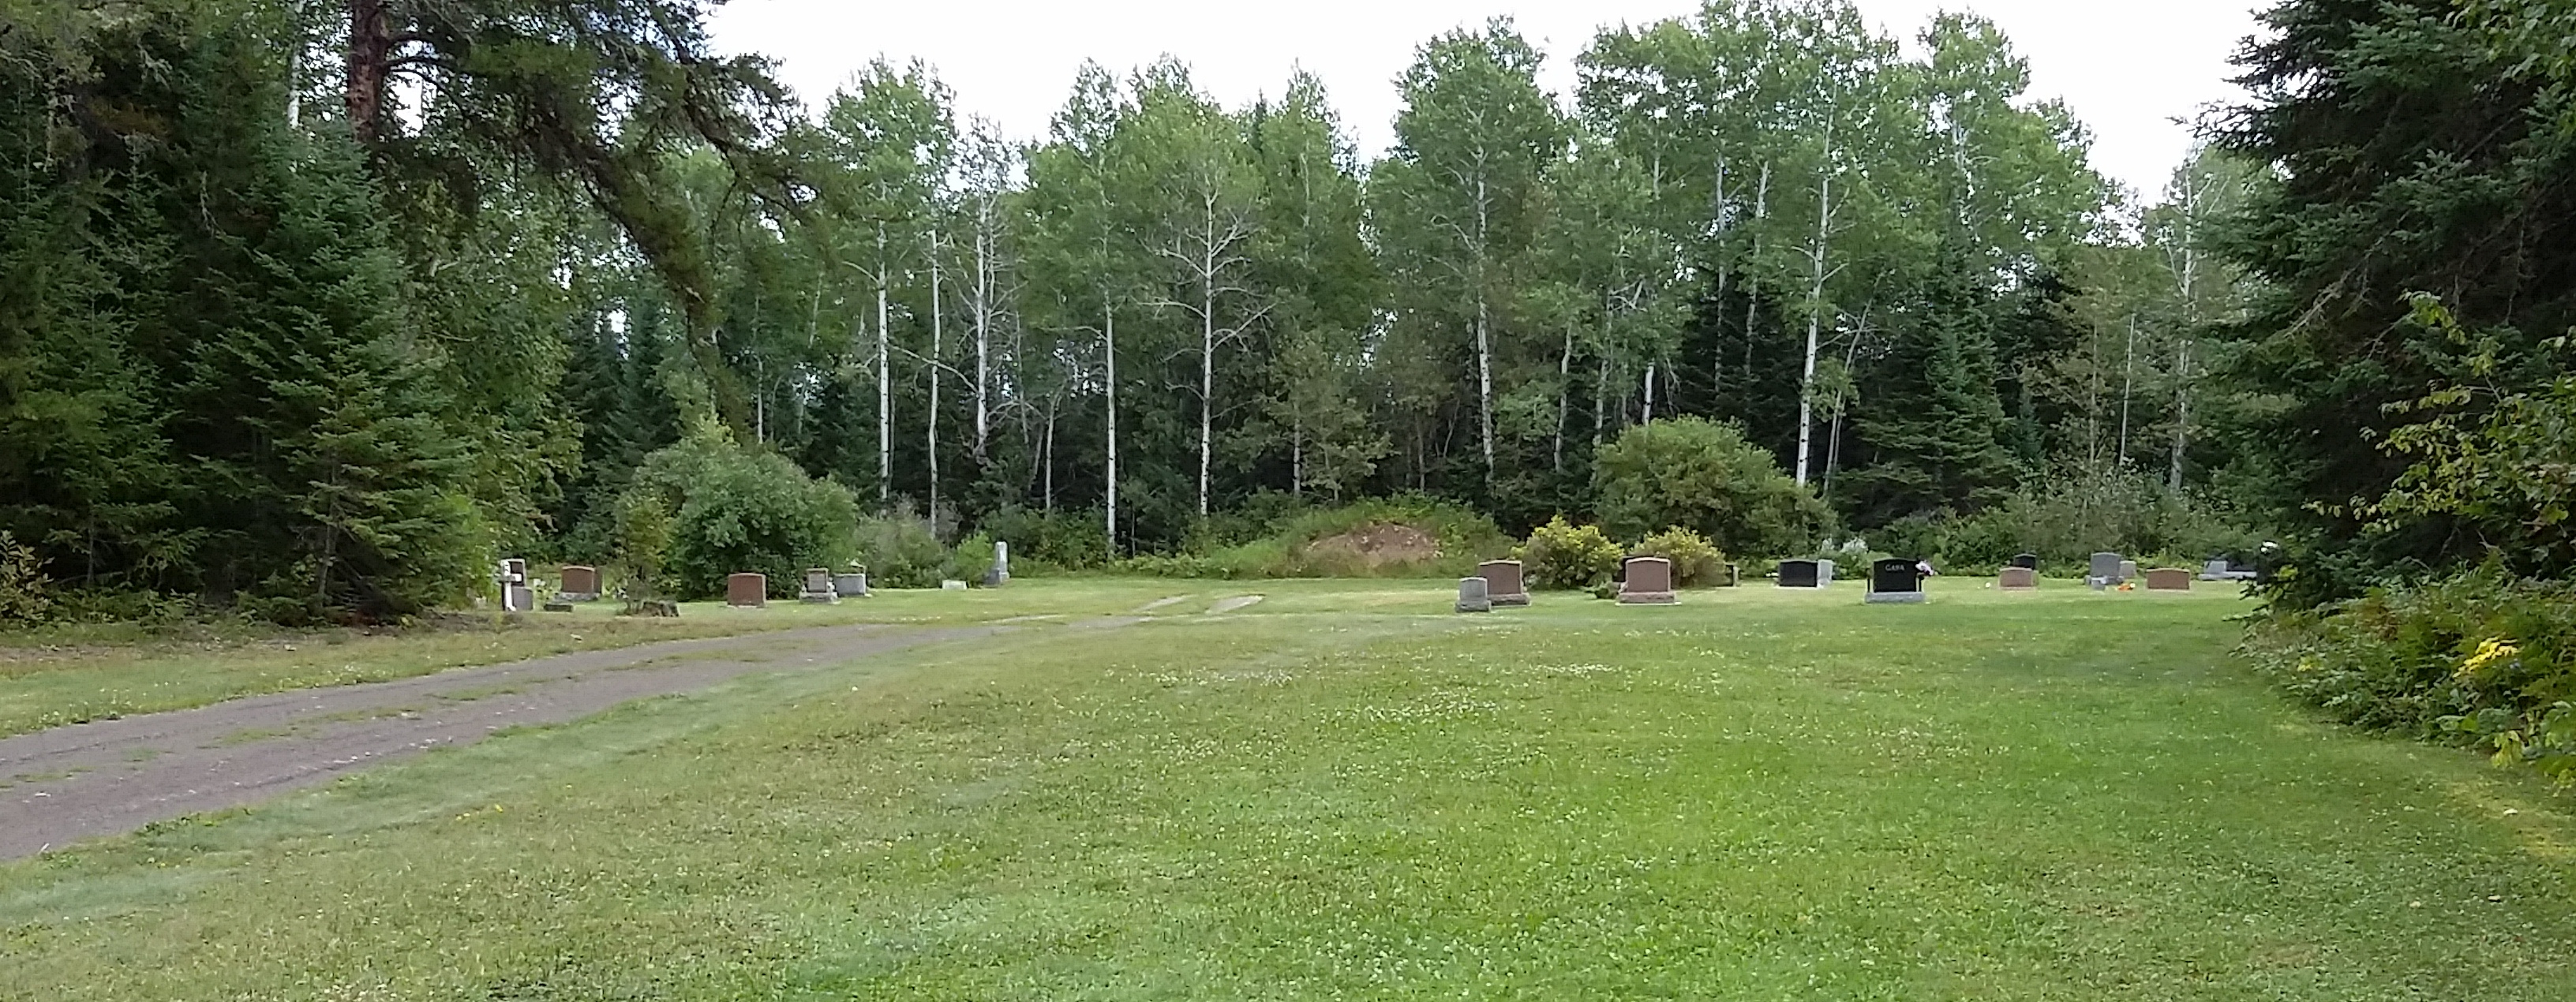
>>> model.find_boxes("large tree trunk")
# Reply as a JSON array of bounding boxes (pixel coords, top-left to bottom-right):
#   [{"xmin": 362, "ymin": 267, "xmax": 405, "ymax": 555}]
[{"xmin": 343, "ymin": 0, "xmax": 393, "ymax": 142}]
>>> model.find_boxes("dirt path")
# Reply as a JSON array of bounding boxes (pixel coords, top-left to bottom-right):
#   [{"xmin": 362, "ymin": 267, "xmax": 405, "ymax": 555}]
[{"xmin": 0, "ymin": 623, "xmax": 995, "ymax": 860}]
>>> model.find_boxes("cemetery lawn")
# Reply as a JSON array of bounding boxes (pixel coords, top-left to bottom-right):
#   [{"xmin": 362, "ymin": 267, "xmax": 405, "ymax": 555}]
[
  {"xmin": 7, "ymin": 579, "xmax": 2576, "ymax": 999},
  {"xmin": 0, "ymin": 578, "xmax": 1197, "ymax": 738}
]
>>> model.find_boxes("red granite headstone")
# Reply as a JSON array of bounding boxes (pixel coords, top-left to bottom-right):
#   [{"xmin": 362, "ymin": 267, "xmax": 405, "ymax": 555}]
[
  {"xmin": 726, "ymin": 573, "xmax": 768, "ymax": 608},
  {"xmin": 1477, "ymin": 560, "xmax": 1530, "ymax": 607},
  {"xmin": 559, "ymin": 565, "xmax": 601, "ymax": 599},
  {"xmin": 2144, "ymin": 568, "xmax": 2193, "ymax": 591},
  {"xmin": 1618, "ymin": 557, "xmax": 1677, "ymax": 605}
]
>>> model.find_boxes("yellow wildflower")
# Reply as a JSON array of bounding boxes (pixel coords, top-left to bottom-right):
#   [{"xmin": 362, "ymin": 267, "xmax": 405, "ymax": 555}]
[{"xmin": 2460, "ymin": 638, "xmax": 2521, "ymax": 678}]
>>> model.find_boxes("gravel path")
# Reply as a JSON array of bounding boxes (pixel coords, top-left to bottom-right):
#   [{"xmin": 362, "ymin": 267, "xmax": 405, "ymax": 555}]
[{"xmin": 0, "ymin": 623, "xmax": 992, "ymax": 860}]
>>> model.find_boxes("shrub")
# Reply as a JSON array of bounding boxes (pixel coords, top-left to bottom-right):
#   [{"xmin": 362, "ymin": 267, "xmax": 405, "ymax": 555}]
[
  {"xmin": 0, "ymin": 532, "xmax": 51, "ymax": 626},
  {"xmin": 1516, "ymin": 517, "xmax": 1625, "ymax": 591},
  {"xmin": 1632, "ymin": 527, "xmax": 1728, "ymax": 588},
  {"xmin": 627, "ymin": 433, "xmax": 860, "ymax": 600},
  {"xmin": 1127, "ymin": 495, "xmax": 1509, "ymax": 580},
  {"xmin": 2245, "ymin": 567, "xmax": 2576, "ymax": 784},
  {"xmin": 978, "ymin": 506, "xmax": 1113, "ymax": 572},
  {"xmin": 853, "ymin": 506, "xmax": 949, "ymax": 589},
  {"xmin": 1594, "ymin": 418, "xmax": 1833, "ymax": 560}
]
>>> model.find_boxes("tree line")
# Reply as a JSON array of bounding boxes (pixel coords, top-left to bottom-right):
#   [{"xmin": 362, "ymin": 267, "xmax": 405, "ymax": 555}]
[{"xmin": 2, "ymin": 0, "xmax": 2304, "ymax": 619}]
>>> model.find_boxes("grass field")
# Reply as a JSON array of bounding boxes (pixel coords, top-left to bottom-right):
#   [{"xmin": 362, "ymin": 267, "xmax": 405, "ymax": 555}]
[{"xmin": 6, "ymin": 578, "xmax": 2574, "ymax": 999}]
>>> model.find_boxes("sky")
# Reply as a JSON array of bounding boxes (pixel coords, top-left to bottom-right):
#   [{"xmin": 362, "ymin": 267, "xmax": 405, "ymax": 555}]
[{"xmin": 708, "ymin": 0, "xmax": 2267, "ymax": 203}]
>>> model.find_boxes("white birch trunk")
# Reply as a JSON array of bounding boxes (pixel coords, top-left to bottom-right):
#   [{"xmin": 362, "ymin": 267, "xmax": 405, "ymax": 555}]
[
  {"xmin": 875, "ymin": 232, "xmax": 892, "ymax": 503},
  {"xmin": 927, "ymin": 234, "xmax": 942, "ymax": 520},
  {"xmin": 1473, "ymin": 175, "xmax": 1495, "ymax": 489},
  {"xmin": 1103, "ymin": 301, "xmax": 1118, "ymax": 551},
  {"xmin": 1553, "ymin": 321, "xmax": 1574, "ymax": 472},
  {"xmin": 1795, "ymin": 145, "xmax": 1832, "ymax": 488},
  {"xmin": 1199, "ymin": 242, "xmax": 1215, "ymax": 517}
]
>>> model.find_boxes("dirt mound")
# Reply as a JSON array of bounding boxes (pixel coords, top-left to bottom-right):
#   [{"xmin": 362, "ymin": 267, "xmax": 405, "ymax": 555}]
[{"xmin": 1300, "ymin": 522, "xmax": 1440, "ymax": 567}]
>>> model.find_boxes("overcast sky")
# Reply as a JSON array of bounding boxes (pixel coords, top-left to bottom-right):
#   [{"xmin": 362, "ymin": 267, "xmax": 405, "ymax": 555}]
[{"xmin": 708, "ymin": 0, "xmax": 2267, "ymax": 202}]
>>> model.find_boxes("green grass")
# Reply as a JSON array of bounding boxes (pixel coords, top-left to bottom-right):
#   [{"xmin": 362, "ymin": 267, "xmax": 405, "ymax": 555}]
[
  {"xmin": 0, "ymin": 578, "xmax": 1208, "ymax": 738},
  {"xmin": 6, "ymin": 578, "xmax": 2575, "ymax": 999}
]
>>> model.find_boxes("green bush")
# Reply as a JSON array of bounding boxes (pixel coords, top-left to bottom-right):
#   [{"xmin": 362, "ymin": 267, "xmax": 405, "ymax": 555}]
[
  {"xmin": 2245, "ymin": 567, "xmax": 2576, "ymax": 785},
  {"xmin": 1124, "ymin": 495, "xmax": 1508, "ymax": 580},
  {"xmin": 627, "ymin": 433, "xmax": 860, "ymax": 600},
  {"xmin": 1594, "ymin": 418, "xmax": 1833, "ymax": 561},
  {"xmin": 978, "ymin": 506, "xmax": 1113, "ymax": 572},
  {"xmin": 1632, "ymin": 527, "xmax": 1728, "ymax": 588},
  {"xmin": 1516, "ymin": 517, "xmax": 1625, "ymax": 591},
  {"xmin": 853, "ymin": 507, "xmax": 949, "ymax": 589},
  {"xmin": 0, "ymin": 532, "xmax": 51, "ymax": 626}
]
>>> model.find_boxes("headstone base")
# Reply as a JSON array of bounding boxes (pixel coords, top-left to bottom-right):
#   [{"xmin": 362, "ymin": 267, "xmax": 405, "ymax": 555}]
[
  {"xmin": 555, "ymin": 592, "xmax": 601, "ymax": 604},
  {"xmin": 1617, "ymin": 591, "xmax": 1678, "ymax": 605},
  {"xmin": 1488, "ymin": 593, "xmax": 1530, "ymax": 608},
  {"xmin": 1865, "ymin": 592, "xmax": 1929, "ymax": 604},
  {"xmin": 799, "ymin": 593, "xmax": 838, "ymax": 604}
]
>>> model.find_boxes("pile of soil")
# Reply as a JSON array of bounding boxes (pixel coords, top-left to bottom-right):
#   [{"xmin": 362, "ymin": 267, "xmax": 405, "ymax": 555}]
[{"xmin": 1300, "ymin": 523, "xmax": 1440, "ymax": 567}]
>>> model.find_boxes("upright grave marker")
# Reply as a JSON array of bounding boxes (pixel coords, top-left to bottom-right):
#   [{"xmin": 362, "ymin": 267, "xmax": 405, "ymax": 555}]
[
  {"xmin": 2089, "ymin": 552, "xmax": 2126, "ymax": 591},
  {"xmin": 1777, "ymin": 559, "xmax": 1835, "ymax": 589},
  {"xmin": 1477, "ymin": 560, "xmax": 1530, "ymax": 608},
  {"xmin": 727, "ymin": 573, "xmax": 767, "ymax": 608},
  {"xmin": 985, "ymin": 541, "xmax": 1011, "ymax": 588},
  {"xmin": 833, "ymin": 568, "xmax": 870, "ymax": 598},
  {"xmin": 2010, "ymin": 553, "xmax": 2041, "ymax": 570},
  {"xmin": 1867, "ymin": 558, "xmax": 1929, "ymax": 604},
  {"xmin": 2144, "ymin": 568, "xmax": 2194, "ymax": 591},
  {"xmin": 799, "ymin": 568, "xmax": 838, "ymax": 604},
  {"xmin": 1455, "ymin": 576, "xmax": 1492, "ymax": 614},
  {"xmin": 1998, "ymin": 566, "xmax": 2038, "ymax": 591},
  {"xmin": 558, "ymin": 565, "xmax": 601, "ymax": 603},
  {"xmin": 496, "ymin": 559, "xmax": 534, "ymax": 613},
  {"xmin": 1619, "ymin": 557, "xmax": 1677, "ymax": 605}
]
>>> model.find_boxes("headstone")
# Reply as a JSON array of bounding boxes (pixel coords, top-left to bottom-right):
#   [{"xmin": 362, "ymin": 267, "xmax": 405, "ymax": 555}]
[
  {"xmin": 942, "ymin": 579, "xmax": 969, "ymax": 591},
  {"xmin": 1777, "ymin": 559, "xmax": 1836, "ymax": 589},
  {"xmin": 1998, "ymin": 566, "xmax": 2038, "ymax": 591},
  {"xmin": 1718, "ymin": 563, "xmax": 1741, "ymax": 588},
  {"xmin": 2088, "ymin": 552, "xmax": 2126, "ymax": 588},
  {"xmin": 1477, "ymin": 560, "xmax": 1530, "ymax": 607},
  {"xmin": 1455, "ymin": 576, "xmax": 1492, "ymax": 613},
  {"xmin": 497, "ymin": 558, "xmax": 534, "ymax": 613},
  {"xmin": 557, "ymin": 565, "xmax": 601, "ymax": 602},
  {"xmin": 2119, "ymin": 559, "xmax": 2140, "ymax": 582},
  {"xmin": 2144, "ymin": 567, "xmax": 2193, "ymax": 591},
  {"xmin": 985, "ymin": 541, "xmax": 1011, "ymax": 588},
  {"xmin": 800, "ymin": 567, "xmax": 837, "ymax": 604},
  {"xmin": 833, "ymin": 572, "xmax": 870, "ymax": 598},
  {"xmin": 1619, "ymin": 557, "xmax": 1677, "ymax": 604},
  {"xmin": 2010, "ymin": 553, "xmax": 2041, "ymax": 570},
  {"xmin": 1866, "ymin": 558, "xmax": 1929, "ymax": 604},
  {"xmin": 2202, "ymin": 559, "xmax": 2232, "ymax": 581},
  {"xmin": 726, "ymin": 572, "xmax": 767, "ymax": 608}
]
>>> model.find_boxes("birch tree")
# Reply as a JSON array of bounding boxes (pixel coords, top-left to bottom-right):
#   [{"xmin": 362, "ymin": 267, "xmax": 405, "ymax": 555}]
[{"xmin": 1369, "ymin": 21, "xmax": 1567, "ymax": 495}]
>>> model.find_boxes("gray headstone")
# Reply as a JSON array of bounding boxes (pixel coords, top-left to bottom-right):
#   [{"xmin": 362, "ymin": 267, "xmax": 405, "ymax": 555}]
[
  {"xmin": 833, "ymin": 572, "xmax": 870, "ymax": 598},
  {"xmin": 2089, "ymin": 552, "xmax": 2125, "ymax": 585},
  {"xmin": 1455, "ymin": 576, "xmax": 1492, "ymax": 613}
]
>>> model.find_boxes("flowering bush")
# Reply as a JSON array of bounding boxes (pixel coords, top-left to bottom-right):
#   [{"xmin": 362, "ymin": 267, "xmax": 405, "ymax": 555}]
[{"xmin": 1515, "ymin": 518, "xmax": 1625, "ymax": 591}]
